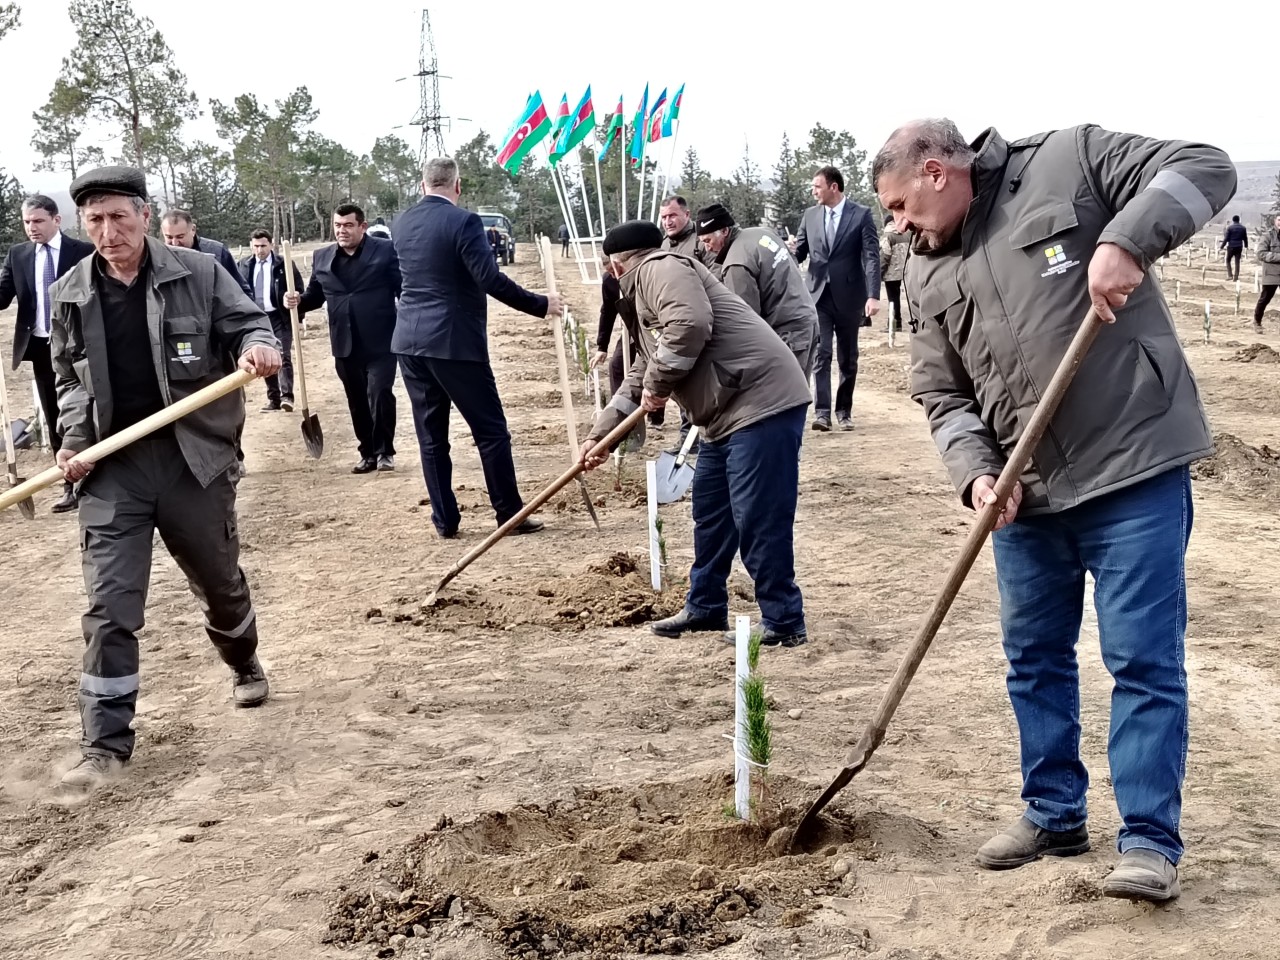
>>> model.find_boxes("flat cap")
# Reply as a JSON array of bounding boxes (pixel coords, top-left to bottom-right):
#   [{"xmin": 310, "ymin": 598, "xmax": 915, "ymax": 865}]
[
  {"xmin": 603, "ymin": 219, "xmax": 663, "ymax": 256},
  {"xmin": 694, "ymin": 203, "xmax": 734, "ymax": 235},
  {"xmin": 70, "ymin": 165, "xmax": 149, "ymax": 207}
]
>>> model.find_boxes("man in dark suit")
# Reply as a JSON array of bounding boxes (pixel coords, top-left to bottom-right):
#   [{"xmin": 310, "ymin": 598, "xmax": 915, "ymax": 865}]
[
  {"xmin": 392, "ymin": 156, "xmax": 563, "ymax": 538},
  {"xmin": 239, "ymin": 230, "xmax": 305, "ymax": 412},
  {"xmin": 284, "ymin": 203, "xmax": 401, "ymax": 474},
  {"xmin": 791, "ymin": 165, "xmax": 881, "ymax": 431},
  {"xmin": 0, "ymin": 194, "xmax": 94, "ymax": 511}
]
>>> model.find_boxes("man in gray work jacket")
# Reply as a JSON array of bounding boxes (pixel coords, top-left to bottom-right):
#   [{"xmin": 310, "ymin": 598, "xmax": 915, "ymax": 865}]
[
  {"xmin": 873, "ymin": 119, "xmax": 1236, "ymax": 902},
  {"xmin": 50, "ymin": 166, "xmax": 282, "ymax": 794},
  {"xmin": 694, "ymin": 202, "xmax": 819, "ymax": 376}
]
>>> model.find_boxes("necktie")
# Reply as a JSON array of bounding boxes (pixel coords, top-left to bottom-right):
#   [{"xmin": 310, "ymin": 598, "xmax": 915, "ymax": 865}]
[
  {"xmin": 826, "ymin": 208, "xmax": 836, "ymax": 247},
  {"xmin": 41, "ymin": 244, "xmax": 55, "ymax": 329},
  {"xmin": 255, "ymin": 261, "xmax": 267, "ymax": 309}
]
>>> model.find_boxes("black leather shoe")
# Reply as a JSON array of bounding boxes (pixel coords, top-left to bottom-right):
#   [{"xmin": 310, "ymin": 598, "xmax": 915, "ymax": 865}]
[
  {"xmin": 650, "ymin": 609, "xmax": 730, "ymax": 638},
  {"xmin": 351, "ymin": 458, "xmax": 378, "ymax": 474},
  {"xmin": 721, "ymin": 625, "xmax": 808, "ymax": 648},
  {"xmin": 51, "ymin": 482, "xmax": 78, "ymax": 513},
  {"xmin": 280, "ymin": 398, "xmax": 295, "ymax": 413},
  {"xmin": 512, "ymin": 517, "xmax": 544, "ymax": 535},
  {"xmin": 836, "ymin": 415, "xmax": 854, "ymax": 432},
  {"xmin": 261, "ymin": 401, "xmax": 281, "ymax": 412},
  {"xmin": 976, "ymin": 816, "xmax": 1090, "ymax": 870},
  {"xmin": 231, "ymin": 656, "xmax": 269, "ymax": 708},
  {"xmin": 812, "ymin": 416, "xmax": 831, "ymax": 432}
]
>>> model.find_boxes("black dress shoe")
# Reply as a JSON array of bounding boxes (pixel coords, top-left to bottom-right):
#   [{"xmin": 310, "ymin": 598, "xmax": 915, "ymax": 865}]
[
  {"xmin": 722, "ymin": 625, "xmax": 808, "ymax": 648},
  {"xmin": 51, "ymin": 482, "xmax": 78, "ymax": 513},
  {"xmin": 512, "ymin": 517, "xmax": 544, "ymax": 534},
  {"xmin": 351, "ymin": 458, "xmax": 378, "ymax": 474},
  {"xmin": 280, "ymin": 398, "xmax": 295, "ymax": 413},
  {"xmin": 650, "ymin": 609, "xmax": 730, "ymax": 638},
  {"xmin": 261, "ymin": 401, "xmax": 281, "ymax": 412}
]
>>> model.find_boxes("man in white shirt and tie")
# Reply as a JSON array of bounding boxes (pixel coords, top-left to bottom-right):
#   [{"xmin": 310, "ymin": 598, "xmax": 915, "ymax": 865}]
[
  {"xmin": 789, "ymin": 166, "xmax": 881, "ymax": 431},
  {"xmin": 238, "ymin": 230, "xmax": 304, "ymax": 413},
  {"xmin": 0, "ymin": 195, "xmax": 94, "ymax": 511}
]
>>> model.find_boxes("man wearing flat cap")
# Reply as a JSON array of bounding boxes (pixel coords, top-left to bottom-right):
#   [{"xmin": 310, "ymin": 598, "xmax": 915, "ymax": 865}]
[
  {"xmin": 581, "ymin": 220, "xmax": 813, "ymax": 648},
  {"xmin": 49, "ymin": 165, "xmax": 282, "ymax": 794},
  {"xmin": 695, "ymin": 203, "xmax": 819, "ymax": 376}
]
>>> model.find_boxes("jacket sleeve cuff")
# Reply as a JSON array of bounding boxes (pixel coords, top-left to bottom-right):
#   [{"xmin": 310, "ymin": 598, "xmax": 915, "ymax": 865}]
[{"xmin": 1096, "ymin": 232, "xmax": 1152, "ymax": 271}]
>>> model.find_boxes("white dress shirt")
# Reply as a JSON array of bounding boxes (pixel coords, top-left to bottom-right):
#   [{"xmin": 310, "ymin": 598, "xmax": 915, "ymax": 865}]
[
  {"xmin": 254, "ymin": 256, "xmax": 275, "ymax": 312},
  {"xmin": 824, "ymin": 198, "xmax": 847, "ymax": 247},
  {"xmin": 33, "ymin": 233, "xmax": 62, "ymax": 338}
]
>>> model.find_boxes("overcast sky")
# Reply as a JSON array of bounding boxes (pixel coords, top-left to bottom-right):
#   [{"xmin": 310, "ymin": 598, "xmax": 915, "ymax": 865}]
[{"xmin": 3, "ymin": 0, "xmax": 1275, "ymax": 199}]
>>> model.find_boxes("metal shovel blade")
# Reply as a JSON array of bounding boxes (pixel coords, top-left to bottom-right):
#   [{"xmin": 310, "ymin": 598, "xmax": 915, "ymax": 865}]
[
  {"xmin": 6, "ymin": 465, "xmax": 34, "ymax": 520},
  {"xmin": 655, "ymin": 427, "xmax": 699, "ymax": 504},
  {"xmin": 300, "ymin": 410, "xmax": 324, "ymax": 459}
]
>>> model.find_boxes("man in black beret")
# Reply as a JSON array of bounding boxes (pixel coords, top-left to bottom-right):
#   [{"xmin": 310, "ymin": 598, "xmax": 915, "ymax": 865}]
[
  {"xmin": 50, "ymin": 165, "xmax": 281, "ymax": 794},
  {"xmin": 583, "ymin": 220, "xmax": 813, "ymax": 648},
  {"xmin": 695, "ymin": 203, "xmax": 818, "ymax": 375}
]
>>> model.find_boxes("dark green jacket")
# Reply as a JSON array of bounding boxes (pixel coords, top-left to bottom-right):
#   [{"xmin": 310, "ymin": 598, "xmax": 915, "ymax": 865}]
[
  {"xmin": 1257, "ymin": 227, "xmax": 1280, "ymax": 284},
  {"xmin": 50, "ymin": 237, "xmax": 277, "ymax": 486},
  {"xmin": 714, "ymin": 225, "xmax": 819, "ymax": 375},
  {"xmin": 907, "ymin": 125, "xmax": 1236, "ymax": 514}
]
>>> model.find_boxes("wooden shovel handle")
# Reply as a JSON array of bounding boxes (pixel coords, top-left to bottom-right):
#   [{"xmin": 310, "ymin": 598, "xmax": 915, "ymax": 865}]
[
  {"xmin": 0, "ymin": 359, "xmax": 18, "ymax": 468},
  {"xmin": 281, "ymin": 241, "xmax": 309, "ymax": 411},
  {"xmin": 429, "ymin": 406, "xmax": 646, "ymax": 597},
  {"xmin": 0, "ymin": 368, "xmax": 256, "ymax": 513},
  {"xmin": 851, "ymin": 307, "xmax": 1104, "ymax": 761},
  {"xmin": 541, "ymin": 235, "xmax": 582, "ymax": 456}
]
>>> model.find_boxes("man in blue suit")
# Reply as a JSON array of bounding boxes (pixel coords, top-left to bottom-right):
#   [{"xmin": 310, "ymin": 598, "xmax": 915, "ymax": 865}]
[
  {"xmin": 286, "ymin": 203, "xmax": 401, "ymax": 474},
  {"xmin": 392, "ymin": 156, "xmax": 563, "ymax": 538},
  {"xmin": 790, "ymin": 165, "xmax": 881, "ymax": 431}
]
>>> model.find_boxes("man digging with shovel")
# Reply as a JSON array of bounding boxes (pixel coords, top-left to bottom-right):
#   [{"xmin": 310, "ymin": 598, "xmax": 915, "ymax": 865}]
[
  {"xmin": 579, "ymin": 220, "xmax": 813, "ymax": 647},
  {"xmin": 50, "ymin": 166, "xmax": 281, "ymax": 794},
  {"xmin": 874, "ymin": 119, "xmax": 1235, "ymax": 901}
]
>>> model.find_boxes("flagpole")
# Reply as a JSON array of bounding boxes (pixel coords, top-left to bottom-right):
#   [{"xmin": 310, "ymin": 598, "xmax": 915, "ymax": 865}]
[
  {"xmin": 592, "ymin": 139, "xmax": 609, "ymax": 236},
  {"xmin": 543, "ymin": 143, "xmax": 583, "ymax": 279},
  {"xmin": 553, "ymin": 160, "xmax": 590, "ymax": 283},
  {"xmin": 634, "ymin": 130, "xmax": 649, "ymax": 221},
  {"xmin": 575, "ymin": 158, "xmax": 602, "ymax": 281},
  {"xmin": 619, "ymin": 119, "xmax": 628, "ymax": 223},
  {"xmin": 656, "ymin": 119, "xmax": 681, "ymax": 218}
]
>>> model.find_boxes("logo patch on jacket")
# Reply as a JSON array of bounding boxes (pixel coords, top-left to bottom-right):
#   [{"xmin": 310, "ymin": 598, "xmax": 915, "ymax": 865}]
[
  {"xmin": 175, "ymin": 341, "xmax": 200, "ymax": 363},
  {"xmin": 1040, "ymin": 244, "xmax": 1080, "ymax": 278}
]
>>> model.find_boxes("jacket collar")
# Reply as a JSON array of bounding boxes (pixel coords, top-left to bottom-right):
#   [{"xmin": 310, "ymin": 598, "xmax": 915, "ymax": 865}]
[
  {"xmin": 964, "ymin": 128, "xmax": 1010, "ymax": 240},
  {"xmin": 56, "ymin": 236, "xmax": 190, "ymax": 303},
  {"xmin": 619, "ymin": 249, "xmax": 677, "ymax": 296},
  {"xmin": 716, "ymin": 226, "xmax": 742, "ymax": 264}
]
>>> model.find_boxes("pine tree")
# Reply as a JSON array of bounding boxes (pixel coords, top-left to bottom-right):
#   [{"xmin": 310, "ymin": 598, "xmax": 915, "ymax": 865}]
[{"xmin": 771, "ymin": 133, "xmax": 810, "ymax": 235}]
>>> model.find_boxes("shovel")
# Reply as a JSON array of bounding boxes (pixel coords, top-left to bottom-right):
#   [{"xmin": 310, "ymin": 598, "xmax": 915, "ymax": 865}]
[
  {"xmin": 0, "ymin": 369, "xmax": 256, "ymax": 515},
  {"xmin": 789, "ymin": 307, "xmax": 1105, "ymax": 851},
  {"xmin": 0, "ymin": 360, "xmax": 32, "ymax": 519},
  {"xmin": 281, "ymin": 241, "xmax": 323, "ymax": 459},
  {"xmin": 539, "ymin": 235, "xmax": 600, "ymax": 530},
  {"xmin": 423, "ymin": 407, "xmax": 646, "ymax": 606},
  {"xmin": 655, "ymin": 425, "xmax": 699, "ymax": 504}
]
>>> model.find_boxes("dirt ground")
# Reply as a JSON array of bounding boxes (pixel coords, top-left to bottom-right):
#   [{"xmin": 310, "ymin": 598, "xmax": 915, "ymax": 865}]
[{"xmin": 0, "ymin": 244, "xmax": 1278, "ymax": 960}]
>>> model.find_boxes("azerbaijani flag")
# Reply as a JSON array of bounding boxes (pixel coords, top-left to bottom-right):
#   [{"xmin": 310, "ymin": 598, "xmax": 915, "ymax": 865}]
[
  {"xmin": 597, "ymin": 94, "xmax": 623, "ymax": 162},
  {"xmin": 550, "ymin": 86, "xmax": 595, "ymax": 166},
  {"xmin": 647, "ymin": 87, "xmax": 668, "ymax": 143},
  {"xmin": 660, "ymin": 83, "xmax": 683, "ymax": 138},
  {"xmin": 550, "ymin": 94, "xmax": 571, "ymax": 138},
  {"xmin": 628, "ymin": 83, "xmax": 649, "ymax": 169},
  {"xmin": 495, "ymin": 92, "xmax": 552, "ymax": 175}
]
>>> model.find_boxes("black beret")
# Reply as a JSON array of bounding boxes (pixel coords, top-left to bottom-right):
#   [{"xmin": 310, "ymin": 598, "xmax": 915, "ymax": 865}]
[
  {"xmin": 694, "ymin": 203, "xmax": 734, "ymax": 235},
  {"xmin": 603, "ymin": 219, "xmax": 663, "ymax": 256},
  {"xmin": 69, "ymin": 165, "xmax": 149, "ymax": 207}
]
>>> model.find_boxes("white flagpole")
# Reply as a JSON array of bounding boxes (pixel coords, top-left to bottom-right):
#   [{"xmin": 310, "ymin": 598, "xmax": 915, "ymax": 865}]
[
  {"xmin": 575, "ymin": 159, "xmax": 601, "ymax": 282},
  {"xmin": 619, "ymin": 119, "xmax": 628, "ymax": 223},
  {"xmin": 657, "ymin": 119, "xmax": 681, "ymax": 214},
  {"xmin": 592, "ymin": 135, "xmax": 609, "ymax": 236},
  {"xmin": 543, "ymin": 144, "xmax": 581, "ymax": 276},
  {"xmin": 648, "ymin": 129, "xmax": 662, "ymax": 223},
  {"xmin": 553, "ymin": 161, "xmax": 590, "ymax": 282},
  {"xmin": 634, "ymin": 124, "xmax": 649, "ymax": 221}
]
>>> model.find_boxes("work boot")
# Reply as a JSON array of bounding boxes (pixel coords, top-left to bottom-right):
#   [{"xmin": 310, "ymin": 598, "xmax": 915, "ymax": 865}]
[
  {"xmin": 377, "ymin": 454, "xmax": 395, "ymax": 472},
  {"xmin": 1102, "ymin": 849, "xmax": 1180, "ymax": 902},
  {"xmin": 59, "ymin": 754, "xmax": 120, "ymax": 793},
  {"xmin": 650, "ymin": 608, "xmax": 729, "ymax": 638},
  {"xmin": 1254, "ymin": 322, "xmax": 1264, "ymax": 335},
  {"xmin": 232, "ymin": 656, "xmax": 269, "ymax": 708},
  {"xmin": 51, "ymin": 481, "xmax": 78, "ymax": 513},
  {"xmin": 812, "ymin": 416, "xmax": 831, "ymax": 432},
  {"xmin": 975, "ymin": 816, "xmax": 1090, "ymax": 869},
  {"xmin": 836, "ymin": 415, "xmax": 854, "ymax": 432},
  {"xmin": 722, "ymin": 625, "xmax": 808, "ymax": 648}
]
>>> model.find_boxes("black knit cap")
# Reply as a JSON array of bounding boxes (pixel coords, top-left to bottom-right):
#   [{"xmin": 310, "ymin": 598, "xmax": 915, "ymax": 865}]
[
  {"xmin": 603, "ymin": 219, "xmax": 664, "ymax": 255},
  {"xmin": 69, "ymin": 165, "xmax": 149, "ymax": 207},
  {"xmin": 694, "ymin": 203, "xmax": 734, "ymax": 235}
]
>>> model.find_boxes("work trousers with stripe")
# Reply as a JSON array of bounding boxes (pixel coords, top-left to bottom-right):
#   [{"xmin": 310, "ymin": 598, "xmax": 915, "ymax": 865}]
[{"xmin": 76, "ymin": 433, "xmax": 259, "ymax": 760}]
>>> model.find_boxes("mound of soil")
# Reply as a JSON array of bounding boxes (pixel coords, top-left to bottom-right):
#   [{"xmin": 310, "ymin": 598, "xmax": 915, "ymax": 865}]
[
  {"xmin": 1224, "ymin": 344, "xmax": 1280, "ymax": 364},
  {"xmin": 1191, "ymin": 433, "xmax": 1280, "ymax": 499},
  {"xmin": 398, "ymin": 553, "xmax": 683, "ymax": 632},
  {"xmin": 325, "ymin": 773, "xmax": 939, "ymax": 957}
]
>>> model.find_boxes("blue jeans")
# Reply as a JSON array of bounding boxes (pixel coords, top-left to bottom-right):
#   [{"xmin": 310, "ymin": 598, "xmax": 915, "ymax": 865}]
[
  {"xmin": 685, "ymin": 405, "xmax": 807, "ymax": 634},
  {"xmin": 992, "ymin": 466, "xmax": 1193, "ymax": 864}
]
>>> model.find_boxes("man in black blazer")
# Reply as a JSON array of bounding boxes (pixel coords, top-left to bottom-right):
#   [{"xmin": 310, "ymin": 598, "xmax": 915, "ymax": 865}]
[
  {"xmin": 285, "ymin": 204, "xmax": 401, "ymax": 474},
  {"xmin": 0, "ymin": 194, "xmax": 94, "ymax": 511},
  {"xmin": 791, "ymin": 166, "xmax": 881, "ymax": 431},
  {"xmin": 392, "ymin": 156, "xmax": 562, "ymax": 538},
  {"xmin": 239, "ymin": 230, "xmax": 305, "ymax": 412}
]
